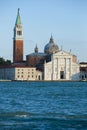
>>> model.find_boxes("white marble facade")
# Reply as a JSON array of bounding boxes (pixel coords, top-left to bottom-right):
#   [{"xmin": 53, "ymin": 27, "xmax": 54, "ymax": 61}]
[{"xmin": 44, "ymin": 50, "xmax": 80, "ymax": 81}]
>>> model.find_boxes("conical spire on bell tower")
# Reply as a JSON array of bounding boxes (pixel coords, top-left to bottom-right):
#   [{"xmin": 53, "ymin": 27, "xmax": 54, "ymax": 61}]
[
  {"xmin": 15, "ymin": 8, "xmax": 21, "ymax": 26},
  {"xmin": 13, "ymin": 8, "xmax": 23, "ymax": 40}
]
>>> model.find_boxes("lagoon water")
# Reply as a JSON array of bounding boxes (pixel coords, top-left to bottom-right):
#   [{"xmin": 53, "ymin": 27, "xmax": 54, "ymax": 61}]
[{"xmin": 0, "ymin": 81, "xmax": 87, "ymax": 130}]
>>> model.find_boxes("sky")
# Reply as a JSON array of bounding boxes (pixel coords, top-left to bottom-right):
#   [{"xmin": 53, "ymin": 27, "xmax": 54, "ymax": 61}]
[{"xmin": 0, "ymin": 0, "xmax": 87, "ymax": 62}]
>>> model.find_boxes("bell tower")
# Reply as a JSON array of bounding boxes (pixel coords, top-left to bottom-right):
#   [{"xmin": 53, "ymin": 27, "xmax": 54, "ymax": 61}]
[{"xmin": 13, "ymin": 8, "xmax": 23, "ymax": 63}]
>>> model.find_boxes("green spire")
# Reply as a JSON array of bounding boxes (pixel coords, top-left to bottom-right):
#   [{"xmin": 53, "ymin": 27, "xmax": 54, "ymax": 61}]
[{"xmin": 15, "ymin": 8, "xmax": 21, "ymax": 25}]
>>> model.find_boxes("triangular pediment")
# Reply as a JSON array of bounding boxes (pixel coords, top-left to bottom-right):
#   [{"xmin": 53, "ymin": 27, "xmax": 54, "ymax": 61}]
[{"xmin": 53, "ymin": 50, "xmax": 72, "ymax": 57}]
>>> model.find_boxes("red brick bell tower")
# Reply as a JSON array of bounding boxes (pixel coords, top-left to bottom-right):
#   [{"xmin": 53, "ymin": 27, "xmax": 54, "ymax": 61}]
[{"xmin": 13, "ymin": 8, "xmax": 23, "ymax": 63}]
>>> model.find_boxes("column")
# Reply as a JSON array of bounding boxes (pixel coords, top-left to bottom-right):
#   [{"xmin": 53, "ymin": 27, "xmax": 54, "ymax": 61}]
[
  {"xmin": 65, "ymin": 58, "xmax": 67, "ymax": 79},
  {"xmin": 52, "ymin": 55, "xmax": 54, "ymax": 80},
  {"xmin": 69, "ymin": 58, "xmax": 72, "ymax": 80},
  {"xmin": 44, "ymin": 60, "xmax": 46, "ymax": 80},
  {"xmin": 57, "ymin": 58, "xmax": 59, "ymax": 79}
]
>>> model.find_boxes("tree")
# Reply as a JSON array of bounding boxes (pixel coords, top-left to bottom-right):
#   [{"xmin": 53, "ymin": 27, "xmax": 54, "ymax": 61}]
[
  {"xmin": 0, "ymin": 57, "xmax": 5, "ymax": 65},
  {"xmin": 5, "ymin": 60, "xmax": 11, "ymax": 65},
  {"xmin": 0, "ymin": 57, "xmax": 11, "ymax": 66}
]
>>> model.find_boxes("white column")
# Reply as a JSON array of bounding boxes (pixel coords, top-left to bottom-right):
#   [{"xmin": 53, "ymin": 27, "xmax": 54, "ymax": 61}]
[
  {"xmin": 65, "ymin": 58, "xmax": 67, "ymax": 79},
  {"xmin": 44, "ymin": 60, "xmax": 46, "ymax": 80},
  {"xmin": 57, "ymin": 58, "xmax": 59, "ymax": 79},
  {"xmin": 52, "ymin": 55, "xmax": 56, "ymax": 80},
  {"xmin": 52, "ymin": 55, "xmax": 54, "ymax": 80},
  {"xmin": 69, "ymin": 58, "xmax": 72, "ymax": 80}
]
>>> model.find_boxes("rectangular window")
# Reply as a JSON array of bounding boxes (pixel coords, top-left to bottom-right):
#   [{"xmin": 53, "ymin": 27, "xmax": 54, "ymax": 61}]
[{"xmin": 17, "ymin": 31, "xmax": 22, "ymax": 36}]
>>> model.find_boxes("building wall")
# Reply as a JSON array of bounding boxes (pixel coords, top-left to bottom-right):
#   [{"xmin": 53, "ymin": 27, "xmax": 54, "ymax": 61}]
[
  {"xmin": 0, "ymin": 68, "xmax": 15, "ymax": 80},
  {"xmin": 36, "ymin": 70, "xmax": 42, "ymax": 80},
  {"xmin": 80, "ymin": 63, "xmax": 87, "ymax": 80},
  {"xmin": 72, "ymin": 55, "xmax": 77, "ymax": 63},
  {"xmin": 0, "ymin": 67, "xmax": 42, "ymax": 81},
  {"xmin": 26, "ymin": 55, "xmax": 44, "ymax": 67},
  {"xmin": 44, "ymin": 50, "xmax": 80, "ymax": 81},
  {"xmin": 80, "ymin": 71, "xmax": 87, "ymax": 80},
  {"xmin": 13, "ymin": 40, "xmax": 23, "ymax": 63}
]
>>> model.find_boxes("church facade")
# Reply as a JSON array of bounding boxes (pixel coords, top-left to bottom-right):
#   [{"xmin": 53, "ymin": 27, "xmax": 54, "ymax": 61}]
[{"xmin": 44, "ymin": 50, "xmax": 80, "ymax": 81}]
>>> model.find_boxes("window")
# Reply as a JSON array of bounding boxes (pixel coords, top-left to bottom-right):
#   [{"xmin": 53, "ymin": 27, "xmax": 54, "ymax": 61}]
[{"xmin": 17, "ymin": 31, "xmax": 22, "ymax": 36}]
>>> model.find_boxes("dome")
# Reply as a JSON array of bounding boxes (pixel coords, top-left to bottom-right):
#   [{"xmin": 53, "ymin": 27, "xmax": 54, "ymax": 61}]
[{"xmin": 44, "ymin": 35, "xmax": 59, "ymax": 54}]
